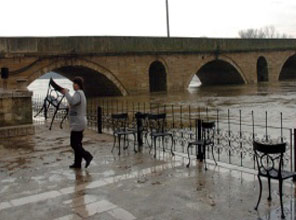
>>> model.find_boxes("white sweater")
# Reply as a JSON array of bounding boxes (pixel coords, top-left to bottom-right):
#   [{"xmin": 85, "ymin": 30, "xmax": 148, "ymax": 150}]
[{"xmin": 65, "ymin": 90, "xmax": 87, "ymax": 131}]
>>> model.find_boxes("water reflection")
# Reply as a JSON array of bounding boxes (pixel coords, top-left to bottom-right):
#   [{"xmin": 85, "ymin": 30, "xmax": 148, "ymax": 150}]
[
  {"xmin": 72, "ymin": 169, "xmax": 92, "ymax": 218},
  {"xmin": 258, "ymin": 198, "xmax": 296, "ymax": 220}
]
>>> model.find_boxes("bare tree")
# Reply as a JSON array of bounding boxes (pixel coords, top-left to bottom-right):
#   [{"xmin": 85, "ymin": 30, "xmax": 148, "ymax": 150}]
[{"xmin": 238, "ymin": 25, "xmax": 292, "ymax": 38}]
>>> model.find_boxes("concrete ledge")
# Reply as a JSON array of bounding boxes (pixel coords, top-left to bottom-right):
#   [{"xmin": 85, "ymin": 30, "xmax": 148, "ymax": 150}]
[{"xmin": 0, "ymin": 124, "xmax": 35, "ymax": 138}]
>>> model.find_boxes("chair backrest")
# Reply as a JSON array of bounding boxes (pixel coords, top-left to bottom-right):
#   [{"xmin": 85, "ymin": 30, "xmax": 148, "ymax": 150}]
[
  {"xmin": 135, "ymin": 112, "xmax": 149, "ymax": 131},
  {"xmin": 201, "ymin": 121, "xmax": 215, "ymax": 129},
  {"xmin": 135, "ymin": 112, "xmax": 148, "ymax": 120},
  {"xmin": 201, "ymin": 121, "xmax": 215, "ymax": 141},
  {"xmin": 253, "ymin": 140, "xmax": 286, "ymax": 177},
  {"xmin": 46, "ymin": 78, "xmax": 66, "ymax": 108},
  {"xmin": 111, "ymin": 113, "xmax": 129, "ymax": 132},
  {"xmin": 147, "ymin": 113, "xmax": 166, "ymax": 133}
]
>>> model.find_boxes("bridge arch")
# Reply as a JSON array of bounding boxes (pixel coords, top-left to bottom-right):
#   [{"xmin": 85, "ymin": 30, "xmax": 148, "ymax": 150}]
[
  {"xmin": 186, "ymin": 55, "xmax": 246, "ymax": 88},
  {"xmin": 149, "ymin": 60, "xmax": 167, "ymax": 92},
  {"xmin": 279, "ymin": 53, "xmax": 296, "ymax": 81},
  {"xmin": 27, "ymin": 58, "xmax": 128, "ymax": 97},
  {"xmin": 257, "ymin": 56, "xmax": 268, "ymax": 82}
]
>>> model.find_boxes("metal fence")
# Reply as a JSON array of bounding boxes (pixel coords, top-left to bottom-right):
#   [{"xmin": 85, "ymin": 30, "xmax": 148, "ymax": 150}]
[{"xmin": 32, "ymin": 97, "xmax": 296, "ymax": 172}]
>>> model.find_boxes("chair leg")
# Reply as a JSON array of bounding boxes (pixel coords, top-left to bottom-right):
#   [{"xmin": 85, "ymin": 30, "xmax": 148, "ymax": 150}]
[
  {"xmin": 255, "ymin": 175, "xmax": 262, "ymax": 210},
  {"xmin": 34, "ymin": 104, "xmax": 45, "ymax": 118},
  {"xmin": 133, "ymin": 133, "xmax": 137, "ymax": 153},
  {"xmin": 123, "ymin": 135, "xmax": 128, "ymax": 150},
  {"xmin": 196, "ymin": 143, "xmax": 198, "ymax": 159},
  {"xmin": 186, "ymin": 144, "xmax": 191, "ymax": 168},
  {"xmin": 154, "ymin": 137, "xmax": 157, "ymax": 158},
  {"xmin": 170, "ymin": 135, "xmax": 175, "ymax": 156},
  {"xmin": 211, "ymin": 145, "xmax": 217, "ymax": 165},
  {"xmin": 149, "ymin": 135, "xmax": 153, "ymax": 154},
  {"xmin": 162, "ymin": 136, "xmax": 165, "ymax": 152},
  {"xmin": 126, "ymin": 135, "xmax": 130, "ymax": 149},
  {"xmin": 279, "ymin": 179, "xmax": 285, "ymax": 219},
  {"xmin": 267, "ymin": 177, "xmax": 272, "ymax": 201},
  {"xmin": 203, "ymin": 145, "xmax": 207, "ymax": 170},
  {"xmin": 59, "ymin": 110, "xmax": 68, "ymax": 129},
  {"xmin": 49, "ymin": 110, "xmax": 58, "ymax": 130},
  {"xmin": 144, "ymin": 132, "xmax": 149, "ymax": 146},
  {"xmin": 111, "ymin": 135, "xmax": 116, "ymax": 153},
  {"xmin": 118, "ymin": 135, "xmax": 121, "ymax": 156},
  {"xmin": 44, "ymin": 102, "xmax": 50, "ymax": 119}
]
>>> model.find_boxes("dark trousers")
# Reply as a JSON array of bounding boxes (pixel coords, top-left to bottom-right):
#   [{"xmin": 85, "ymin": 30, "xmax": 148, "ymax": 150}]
[{"xmin": 70, "ymin": 131, "xmax": 92, "ymax": 166}]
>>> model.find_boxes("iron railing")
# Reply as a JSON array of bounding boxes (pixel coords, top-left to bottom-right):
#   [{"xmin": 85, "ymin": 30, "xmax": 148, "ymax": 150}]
[{"xmin": 32, "ymin": 97, "xmax": 296, "ymax": 172}]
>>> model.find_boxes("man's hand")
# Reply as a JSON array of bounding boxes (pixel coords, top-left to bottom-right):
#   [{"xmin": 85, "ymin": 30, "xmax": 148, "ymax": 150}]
[{"xmin": 61, "ymin": 88, "xmax": 69, "ymax": 95}]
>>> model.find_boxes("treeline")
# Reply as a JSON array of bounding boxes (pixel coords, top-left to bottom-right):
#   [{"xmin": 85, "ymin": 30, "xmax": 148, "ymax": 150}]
[{"xmin": 238, "ymin": 25, "xmax": 293, "ymax": 39}]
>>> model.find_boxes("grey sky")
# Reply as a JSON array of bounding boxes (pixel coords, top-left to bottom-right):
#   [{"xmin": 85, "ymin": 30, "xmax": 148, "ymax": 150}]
[{"xmin": 0, "ymin": 0, "xmax": 295, "ymax": 37}]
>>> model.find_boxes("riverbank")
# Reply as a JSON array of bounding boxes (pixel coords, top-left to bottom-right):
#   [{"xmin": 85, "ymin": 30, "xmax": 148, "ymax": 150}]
[{"xmin": 0, "ymin": 122, "xmax": 295, "ymax": 219}]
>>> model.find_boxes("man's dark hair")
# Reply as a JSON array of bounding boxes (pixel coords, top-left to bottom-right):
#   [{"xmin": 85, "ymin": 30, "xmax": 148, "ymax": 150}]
[{"xmin": 73, "ymin": 76, "xmax": 84, "ymax": 90}]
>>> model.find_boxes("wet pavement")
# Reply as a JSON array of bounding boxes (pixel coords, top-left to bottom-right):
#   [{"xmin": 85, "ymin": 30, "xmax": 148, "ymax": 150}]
[{"xmin": 1, "ymin": 122, "xmax": 296, "ymax": 220}]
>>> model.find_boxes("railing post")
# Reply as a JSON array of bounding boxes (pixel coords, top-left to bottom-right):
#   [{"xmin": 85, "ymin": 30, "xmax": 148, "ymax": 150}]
[
  {"xmin": 97, "ymin": 106, "xmax": 102, "ymax": 134},
  {"xmin": 228, "ymin": 109, "xmax": 231, "ymax": 164},
  {"xmin": 265, "ymin": 111, "xmax": 268, "ymax": 142},
  {"xmin": 172, "ymin": 105, "xmax": 175, "ymax": 128},
  {"xmin": 189, "ymin": 105, "xmax": 192, "ymax": 137},
  {"xmin": 135, "ymin": 112, "xmax": 144, "ymax": 149},
  {"xmin": 252, "ymin": 110, "xmax": 255, "ymax": 169},
  {"xmin": 217, "ymin": 108, "xmax": 220, "ymax": 161},
  {"xmin": 280, "ymin": 112, "xmax": 283, "ymax": 142},
  {"xmin": 180, "ymin": 105, "xmax": 183, "ymax": 129},
  {"xmin": 196, "ymin": 119, "xmax": 203, "ymax": 161},
  {"xmin": 240, "ymin": 109, "xmax": 242, "ymax": 166},
  {"xmin": 294, "ymin": 129, "xmax": 296, "ymax": 181}
]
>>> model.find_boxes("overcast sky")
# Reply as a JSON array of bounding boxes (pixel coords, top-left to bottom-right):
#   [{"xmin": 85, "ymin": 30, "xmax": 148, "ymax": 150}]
[{"xmin": 0, "ymin": 0, "xmax": 295, "ymax": 38}]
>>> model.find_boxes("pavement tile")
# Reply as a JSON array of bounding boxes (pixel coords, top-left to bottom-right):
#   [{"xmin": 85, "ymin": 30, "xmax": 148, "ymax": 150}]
[{"xmin": 74, "ymin": 200, "xmax": 117, "ymax": 218}]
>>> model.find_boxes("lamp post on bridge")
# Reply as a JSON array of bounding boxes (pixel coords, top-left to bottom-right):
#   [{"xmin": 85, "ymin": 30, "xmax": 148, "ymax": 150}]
[{"xmin": 166, "ymin": 0, "xmax": 170, "ymax": 38}]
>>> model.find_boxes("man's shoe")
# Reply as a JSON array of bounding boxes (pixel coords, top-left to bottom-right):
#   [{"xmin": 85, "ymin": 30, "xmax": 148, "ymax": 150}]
[
  {"xmin": 85, "ymin": 155, "xmax": 93, "ymax": 168},
  {"xmin": 69, "ymin": 164, "xmax": 81, "ymax": 169}
]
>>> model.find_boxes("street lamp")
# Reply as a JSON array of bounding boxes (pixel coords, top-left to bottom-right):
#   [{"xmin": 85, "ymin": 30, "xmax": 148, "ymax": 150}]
[{"xmin": 166, "ymin": 0, "xmax": 170, "ymax": 37}]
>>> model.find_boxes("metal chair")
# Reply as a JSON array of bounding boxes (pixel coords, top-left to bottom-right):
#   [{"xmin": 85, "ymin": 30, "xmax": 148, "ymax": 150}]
[
  {"xmin": 186, "ymin": 120, "xmax": 217, "ymax": 169},
  {"xmin": 34, "ymin": 78, "xmax": 68, "ymax": 130},
  {"xmin": 111, "ymin": 113, "xmax": 137, "ymax": 155},
  {"xmin": 253, "ymin": 140, "xmax": 296, "ymax": 219},
  {"xmin": 147, "ymin": 113, "xmax": 174, "ymax": 158}
]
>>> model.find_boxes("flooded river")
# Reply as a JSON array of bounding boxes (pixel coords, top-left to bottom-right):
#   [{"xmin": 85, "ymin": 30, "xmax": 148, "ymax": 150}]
[{"xmin": 28, "ymin": 78, "xmax": 296, "ymax": 129}]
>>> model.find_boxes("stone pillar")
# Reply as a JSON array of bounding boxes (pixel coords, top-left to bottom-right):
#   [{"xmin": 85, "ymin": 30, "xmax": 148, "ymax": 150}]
[{"xmin": 0, "ymin": 90, "xmax": 35, "ymax": 138}]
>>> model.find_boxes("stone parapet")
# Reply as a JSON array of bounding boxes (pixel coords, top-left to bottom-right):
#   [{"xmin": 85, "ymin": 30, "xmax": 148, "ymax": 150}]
[{"xmin": 0, "ymin": 37, "xmax": 296, "ymax": 56}]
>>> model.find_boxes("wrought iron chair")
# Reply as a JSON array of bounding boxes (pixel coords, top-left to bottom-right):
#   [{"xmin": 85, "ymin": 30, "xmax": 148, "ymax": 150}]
[
  {"xmin": 111, "ymin": 113, "xmax": 137, "ymax": 155},
  {"xmin": 147, "ymin": 113, "xmax": 174, "ymax": 158},
  {"xmin": 253, "ymin": 140, "xmax": 296, "ymax": 219},
  {"xmin": 186, "ymin": 120, "xmax": 217, "ymax": 169},
  {"xmin": 34, "ymin": 78, "xmax": 68, "ymax": 130}
]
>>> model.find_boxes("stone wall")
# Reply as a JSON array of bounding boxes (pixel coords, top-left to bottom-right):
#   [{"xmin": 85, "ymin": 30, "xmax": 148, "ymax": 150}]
[{"xmin": 0, "ymin": 90, "xmax": 34, "ymax": 137}]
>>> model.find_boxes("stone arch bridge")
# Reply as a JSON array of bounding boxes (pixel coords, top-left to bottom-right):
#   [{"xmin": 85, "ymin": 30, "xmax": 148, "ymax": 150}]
[{"xmin": 0, "ymin": 37, "xmax": 296, "ymax": 97}]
